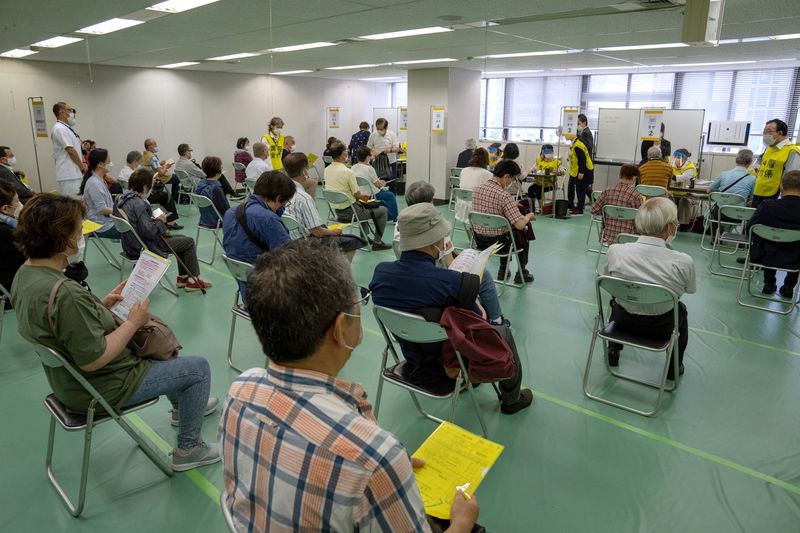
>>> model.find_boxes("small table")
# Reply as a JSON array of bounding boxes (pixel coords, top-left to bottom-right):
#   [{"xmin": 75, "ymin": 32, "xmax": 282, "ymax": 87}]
[{"xmin": 525, "ymin": 171, "xmax": 565, "ymax": 218}]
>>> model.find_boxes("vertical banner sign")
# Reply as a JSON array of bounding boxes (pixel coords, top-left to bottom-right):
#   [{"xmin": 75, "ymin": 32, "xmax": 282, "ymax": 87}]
[
  {"xmin": 399, "ymin": 107, "xmax": 408, "ymax": 130},
  {"xmin": 640, "ymin": 109, "xmax": 663, "ymax": 141},
  {"xmin": 31, "ymin": 99, "xmax": 48, "ymax": 138},
  {"xmin": 431, "ymin": 106, "xmax": 445, "ymax": 132},
  {"xmin": 327, "ymin": 107, "xmax": 340, "ymax": 129},
  {"xmin": 561, "ymin": 108, "xmax": 579, "ymax": 139}
]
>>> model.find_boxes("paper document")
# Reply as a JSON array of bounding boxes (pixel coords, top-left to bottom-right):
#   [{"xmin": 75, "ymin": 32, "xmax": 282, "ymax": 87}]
[
  {"xmin": 307, "ymin": 153, "xmax": 319, "ymax": 166},
  {"xmin": 111, "ymin": 251, "xmax": 171, "ymax": 321},
  {"xmin": 328, "ymin": 223, "xmax": 351, "ymax": 231},
  {"xmin": 81, "ymin": 220, "xmax": 103, "ymax": 235},
  {"xmin": 412, "ymin": 422, "xmax": 504, "ymax": 519},
  {"xmin": 152, "ymin": 207, "xmax": 166, "ymax": 219},
  {"xmin": 448, "ymin": 243, "xmax": 503, "ymax": 280}
]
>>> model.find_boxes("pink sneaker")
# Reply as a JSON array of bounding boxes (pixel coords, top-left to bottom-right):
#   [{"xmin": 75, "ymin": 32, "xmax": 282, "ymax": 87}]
[{"xmin": 185, "ymin": 278, "xmax": 213, "ymax": 291}]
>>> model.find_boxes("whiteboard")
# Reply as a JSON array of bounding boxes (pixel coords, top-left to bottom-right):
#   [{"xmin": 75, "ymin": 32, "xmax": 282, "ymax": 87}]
[{"xmin": 596, "ymin": 108, "xmax": 706, "ymax": 164}]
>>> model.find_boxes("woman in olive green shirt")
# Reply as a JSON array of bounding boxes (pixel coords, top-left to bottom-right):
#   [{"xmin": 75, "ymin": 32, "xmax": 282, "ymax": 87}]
[{"xmin": 11, "ymin": 193, "xmax": 220, "ymax": 472}]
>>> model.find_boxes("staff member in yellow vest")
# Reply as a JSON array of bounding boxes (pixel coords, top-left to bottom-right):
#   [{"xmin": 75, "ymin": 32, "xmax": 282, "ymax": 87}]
[
  {"xmin": 752, "ymin": 118, "xmax": 800, "ymax": 208},
  {"xmin": 261, "ymin": 117, "xmax": 286, "ymax": 171},
  {"xmin": 671, "ymin": 149, "xmax": 697, "ymax": 185},
  {"xmin": 527, "ymin": 144, "xmax": 563, "ymax": 213},
  {"xmin": 568, "ymin": 136, "xmax": 594, "ymax": 215}
]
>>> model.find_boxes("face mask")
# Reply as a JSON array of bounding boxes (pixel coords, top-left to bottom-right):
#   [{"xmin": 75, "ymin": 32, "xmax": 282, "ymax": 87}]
[
  {"xmin": 274, "ymin": 128, "xmax": 283, "ymax": 135},
  {"xmin": 434, "ymin": 244, "xmax": 447, "ymax": 263},
  {"xmin": 245, "ymin": 145, "xmax": 250, "ymax": 150},
  {"xmin": 5, "ymin": 156, "xmax": 16, "ymax": 166},
  {"xmin": 763, "ymin": 134, "xmax": 776, "ymax": 146},
  {"xmin": 67, "ymin": 113, "xmax": 76, "ymax": 126},
  {"xmin": 341, "ymin": 312, "xmax": 363, "ymax": 351},
  {"xmin": 665, "ymin": 223, "xmax": 677, "ymax": 245},
  {"xmin": 543, "ymin": 153, "xmax": 554, "ymax": 161},
  {"xmin": 103, "ymin": 162, "xmax": 114, "ymax": 171},
  {"xmin": 378, "ymin": 130, "xmax": 386, "ymax": 136},
  {"xmin": 152, "ymin": 146, "xmax": 159, "ymax": 154},
  {"xmin": 62, "ymin": 235, "xmax": 85, "ymax": 265}
]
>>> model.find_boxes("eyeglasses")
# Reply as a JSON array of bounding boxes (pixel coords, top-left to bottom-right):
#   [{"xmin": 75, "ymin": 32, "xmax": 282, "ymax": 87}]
[{"xmin": 354, "ymin": 286, "xmax": 371, "ymax": 306}]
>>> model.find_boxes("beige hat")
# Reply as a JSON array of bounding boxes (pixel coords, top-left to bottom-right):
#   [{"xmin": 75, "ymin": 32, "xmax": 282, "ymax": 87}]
[{"xmin": 398, "ymin": 203, "xmax": 452, "ymax": 252}]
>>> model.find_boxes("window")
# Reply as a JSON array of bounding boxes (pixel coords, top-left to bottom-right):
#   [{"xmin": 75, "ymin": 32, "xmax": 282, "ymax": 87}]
[
  {"xmin": 583, "ymin": 75, "xmax": 629, "ymax": 126},
  {"xmin": 731, "ymin": 69, "xmax": 794, "ymax": 129},
  {"xmin": 480, "ymin": 78, "xmax": 505, "ymax": 140},
  {"xmin": 628, "ymin": 73, "xmax": 675, "ymax": 109},
  {"xmin": 583, "ymin": 73, "xmax": 676, "ymax": 125},
  {"xmin": 392, "ymin": 82, "xmax": 407, "ymax": 107},
  {"xmin": 676, "ymin": 71, "xmax": 733, "ymax": 124},
  {"xmin": 502, "ymin": 76, "xmax": 581, "ymax": 142}
]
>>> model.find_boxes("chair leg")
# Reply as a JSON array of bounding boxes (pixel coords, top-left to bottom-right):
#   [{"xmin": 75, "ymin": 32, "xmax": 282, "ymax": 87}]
[
  {"xmin": 227, "ymin": 312, "xmax": 243, "ymax": 373},
  {"xmin": 374, "ymin": 350, "xmax": 389, "ymax": 419},
  {"xmin": 158, "ymin": 276, "xmax": 180, "ymax": 297},
  {"xmin": 93, "ymin": 238, "xmax": 121, "ymax": 271},
  {"xmin": 197, "ymin": 228, "xmax": 218, "ymax": 266}
]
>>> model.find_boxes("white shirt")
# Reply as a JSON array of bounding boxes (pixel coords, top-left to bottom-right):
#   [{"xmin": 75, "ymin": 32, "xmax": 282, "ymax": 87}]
[
  {"xmin": 455, "ymin": 167, "xmax": 492, "ymax": 223},
  {"xmin": 604, "ymin": 235, "xmax": 696, "ymax": 315},
  {"xmin": 118, "ymin": 165, "xmax": 135, "ymax": 182},
  {"xmin": 351, "ymin": 163, "xmax": 381, "ymax": 195},
  {"xmin": 246, "ymin": 157, "xmax": 272, "ymax": 181},
  {"xmin": 51, "ymin": 120, "xmax": 82, "ymax": 181},
  {"xmin": 367, "ymin": 130, "xmax": 399, "ymax": 164}
]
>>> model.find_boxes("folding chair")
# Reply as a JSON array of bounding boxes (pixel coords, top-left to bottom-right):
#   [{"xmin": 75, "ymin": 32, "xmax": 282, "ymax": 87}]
[
  {"xmin": 451, "ymin": 188, "xmax": 473, "ymax": 243},
  {"xmin": 232, "ymin": 162, "xmax": 246, "ymax": 193},
  {"xmin": 109, "ymin": 215, "xmax": 179, "ymax": 297},
  {"xmin": 582, "ymin": 276, "xmax": 681, "ymax": 417},
  {"xmin": 635, "ymin": 184, "xmax": 669, "ymax": 198},
  {"xmin": 220, "ymin": 490, "xmax": 238, "ymax": 532},
  {"xmin": 244, "ymin": 176, "xmax": 257, "ymax": 196},
  {"xmin": 585, "ymin": 190, "xmax": 604, "ymax": 252},
  {"xmin": 468, "ymin": 212, "xmax": 525, "ymax": 295},
  {"xmin": 373, "ymin": 305, "xmax": 492, "ymax": 437},
  {"xmin": 188, "ymin": 193, "xmax": 224, "ymax": 265},
  {"xmin": 307, "ymin": 154, "xmax": 325, "ymax": 198},
  {"xmin": 173, "ymin": 169, "xmax": 195, "ymax": 211},
  {"xmin": 700, "ymin": 192, "xmax": 746, "ymax": 251},
  {"xmin": 221, "ymin": 254, "xmax": 255, "ymax": 373},
  {"xmin": 355, "ymin": 176, "xmax": 375, "ymax": 199},
  {"xmin": 281, "ymin": 214, "xmax": 309, "ymax": 240},
  {"xmin": 737, "ymin": 224, "xmax": 800, "ymax": 315},
  {"xmin": 593, "ymin": 205, "xmax": 638, "ymax": 273},
  {"xmin": 708, "ymin": 205, "xmax": 756, "ymax": 278},
  {"xmin": 322, "ymin": 190, "xmax": 372, "ymax": 250},
  {"xmin": 82, "ymin": 231, "xmax": 121, "ymax": 271},
  {"xmin": 30, "ymin": 343, "xmax": 173, "ymax": 517},
  {"xmin": 0, "ymin": 283, "xmax": 11, "ymax": 345},
  {"xmin": 447, "ymin": 171, "xmax": 461, "ymax": 217}
]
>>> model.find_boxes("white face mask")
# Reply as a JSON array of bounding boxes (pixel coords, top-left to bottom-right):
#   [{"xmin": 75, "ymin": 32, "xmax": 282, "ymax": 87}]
[
  {"xmin": 274, "ymin": 128, "xmax": 283, "ymax": 135},
  {"xmin": 67, "ymin": 112, "xmax": 76, "ymax": 126},
  {"xmin": 434, "ymin": 243, "xmax": 448, "ymax": 263},
  {"xmin": 5, "ymin": 156, "xmax": 16, "ymax": 166},
  {"xmin": 763, "ymin": 134, "xmax": 776, "ymax": 146},
  {"xmin": 63, "ymin": 235, "xmax": 85, "ymax": 265},
  {"xmin": 102, "ymin": 162, "xmax": 114, "ymax": 172},
  {"xmin": 341, "ymin": 312, "xmax": 363, "ymax": 351},
  {"xmin": 666, "ymin": 223, "xmax": 677, "ymax": 245},
  {"xmin": 543, "ymin": 153, "xmax": 554, "ymax": 161}
]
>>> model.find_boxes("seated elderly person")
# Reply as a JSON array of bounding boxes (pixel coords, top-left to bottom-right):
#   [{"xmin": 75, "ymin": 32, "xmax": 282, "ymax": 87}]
[
  {"xmin": 604, "ymin": 197, "xmax": 696, "ymax": 378},
  {"xmin": 638, "ymin": 146, "xmax": 673, "ymax": 190},
  {"xmin": 371, "ymin": 203, "xmax": 532, "ymax": 414},
  {"xmin": 745, "ymin": 170, "xmax": 800, "ymax": 298},
  {"xmin": 0, "ymin": 181, "xmax": 25, "ymax": 308},
  {"xmin": 12, "ymin": 193, "xmax": 220, "ymax": 471},
  {"xmin": 471, "ymin": 159, "xmax": 535, "ymax": 283},
  {"xmin": 175, "ymin": 143, "xmax": 239, "ymax": 198},
  {"xmin": 324, "ymin": 140, "xmax": 391, "ymax": 251},
  {"xmin": 711, "ymin": 149, "xmax": 756, "ymax": 200},
  {"xmin": 456, "ymin": 138, "xmax": 477, "ymax": 168},
  {"xmin": 118, "ymin": 150, "xmax": 142, "ymax": 186},
  {"xmin": 195, "ymin": 156, "xmax": 230, "ymax": 228},
  {"xmin": 352, "ymin": 145, "xmax": 399, "ymax": 221},
  {"xmin": 590, "ymin": 164, "xmax": 642, "ymax": 244},
  {"xmin": 220, "ymin": 239, "xmax": 480, "ymax": 532},
  {"xmin": 0, "ymin": 145, "xmax": 33, "ymax": 204},
  {"xmin": 245, "ymin": 142, "xmax": 272, "ymax": 182}
]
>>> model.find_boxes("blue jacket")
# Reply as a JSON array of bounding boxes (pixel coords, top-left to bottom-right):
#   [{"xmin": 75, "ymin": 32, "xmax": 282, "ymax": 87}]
[{"xmin": 195, "ymin": 178, "xmax": 229, "ymax": 228}]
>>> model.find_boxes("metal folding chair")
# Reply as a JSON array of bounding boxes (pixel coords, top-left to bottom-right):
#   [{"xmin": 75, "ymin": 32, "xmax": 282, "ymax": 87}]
[
  {"xmin": 188, "ymin": 193, "xmax": 224, "ymax": 265},
  {"xmin": 468, "ymin": 212, "xmax": 525, "ymax": 295},
  {"xmin": 173, "ymin": 169, "xmax": 195, "ymax": 212},
  {"xmin": 232, "ymin": 162, "xmax": 246, "ymax": 193},
  {"xmin": 281, "ymin": 213, "xmax": 310, "ymax": 240},
  {"xmin": 30, "ymin": 343, "xmax": 173, "ymax": 517},
  {"xmin": 82, "ymin": 231, "xmax": 121, "ymax": 270},
  {"xmin": 583, "ymin": 276, "xmax": 681, "ymax": 417},
  {"xmin": 708, "ymin": 205, "xmax": 756, "ymax": 278},
  {"xmin": 700, "ymin": 192, "xmax": 746, "ymax": 251},
  {"xmin": 635, "ymin": 184, "xmax": 669, "ymax": 198},
  {"xmin": 447, "ymin": 172, "xmax": 461, "ymax": 217},
  {"xmin": 355, "ymin": 176, "xmax": 376, "ymax": 200},
  {"xmin": 737, "ymin": 224, "xmax": 800, "ymax": 315},
  {"xmin": 373, "ymin": 305, "xmax": 492, "ymax": 437},
  {"xmin": 451, "ymin": 187, "xmax": 473, "ymax": 243},
  {"xmin": 585, "ymin": 190, "xmax": 605, "ymax": 252},
  {"xmin": 109, "ymin": 215, "xmax": 179, "ymax": 297},
  {"xmin": 322, "ymin": 190, "xmax": 372, "ymax": 250},
  {"xmin": 221, "ymin": 254, "xmax": 256, "ymax": 372},
  {"xmin": 220, "ymin": 490, "xmax": 238, "ymax": 532},
  {"xmin": 594, "ymin": 205, "xmax": 638, "ymax": 274}
]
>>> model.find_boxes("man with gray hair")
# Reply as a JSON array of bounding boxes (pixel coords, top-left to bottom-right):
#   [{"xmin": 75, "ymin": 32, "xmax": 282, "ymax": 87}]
[
  {"xmin": 711, "ymin": 149, "xmax": 756, "ymax": 200},
  {"xmin": 638, "ymin": 146, "xmax": 673, "ymax": 190},
  {"xmin": 604, "ymin": 197, "xmax": 696, "ymax": 378},
  {"xmin": 457, "ymin": 138, "xmax": 477, "ymax": 167},
  {"xmin": 245, "ymin": 141, "xmax": 272, "ymax": 182}
]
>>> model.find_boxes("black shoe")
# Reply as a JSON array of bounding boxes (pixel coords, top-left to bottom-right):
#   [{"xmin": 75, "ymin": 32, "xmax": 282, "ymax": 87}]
[
  {"xmin": 779, "ymin": 286, "xmax": 795, "ymax": 299},
  {"xmin": 371, "ymin": 240, "xmax": 392, "ymax": 251},
  {"xmin": 514, "ymin": 270, "xmax": 534, "ymax": 284},
  {"xmin": 667, "ymin": 363, "xmax": 685, "ymax": 380},
  {"xmin": 607, "ymin": 348, "xmax": 620, "ymax": 367},
  {"xmin": 762, "ymin": 284, "xmax": 777, "ymax": 295},
  {"xmin": 168, "ymin": 223, "xmax": 184, "ymax": 230},
  {"xmin": 500, "ymin": 389, "xmax": 533, "ymax": 415},
  {"xmin": 736, "ymin": 257, "xmax": 746, "ymax": 264},
  {"xmin": 229, "ymin": 193, "xmax": 246, "ymax": 201}
]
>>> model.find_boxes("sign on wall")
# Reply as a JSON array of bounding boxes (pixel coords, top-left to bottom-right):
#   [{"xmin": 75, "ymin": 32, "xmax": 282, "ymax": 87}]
[
  {"xmin": 30, "ymin": 99, "xmax": 48, "ymax": 138},
  {"xmin": 327, "ymin": 107, "xmax": 340, "ymax": 129},
  {"xmin": 561, "ymin": 108, "xmax": 579, "ymax": 139},
  {"xmin": 640, "ymin": 109, "xmax": 663, "ymax": 141},
  {"xmin": 431, "ymin": 106, "xmax": 445, "ymax": 132},
  {"xmin": 400, "ymin": 107, "xmax": 408, "ymax": 131}
]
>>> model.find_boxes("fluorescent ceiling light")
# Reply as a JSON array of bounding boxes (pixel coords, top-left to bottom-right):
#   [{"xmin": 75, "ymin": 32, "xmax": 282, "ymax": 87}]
[
  {"xmin": 267, "ymin": 42, "xmax": 338, "ymax": 53},
  {"xmin": 393, "ymin": 58, "xmax": 457, "ymax": 65},
  {"xmin": 478, "ymin": 50, "xmax": 580, "ymax": 59},
  {"xmin": 326, "ymin": 64, "xmax": 379, "ymax": 70},
  {"xmin": 157, "ymin": 61, "xmax": 200, "ymax": 69},
  {"xmin": 271, "ymin": 70, "xmax": 313, "ymax": 75},
  {"xmin": 147, "ymin": 0, "xmax": 219, "ymax": 13},
  {"xmin": 567, "ymin": 65, "xmax": 665, "ymax": 71},
  {"xmin": 360, "ymin": 77, "xmax": 405, "ymax": 81},
  {"xmin": 77, "ymin": 18, "xmax": 144, "ymax": 35},
  {"xmin": 32, "ymin": 36, "xmax": 82, "ymax": 48},
  {"xmin": 597, "ymin": 43, "xmax": 688, "ymax": 51},
  {"xmin": 0, "ymin": 49, "xmax": 38, "ymax": 58},
  {"xmin": 771, "ymin": 33, "xmax": 800, "ymax": 41},
  {"xmin": 360, "ymin": 26, "xmax": 452, "ymax": 40},
  {"xmin": 207, "ymin": 52, "xmax": 260, "ymax": 61},
  {"xmin": 668, "ymin": 60, "xmax": 756, "ymax": 67},
  {"xmin": 484, "ymin": 70, "xmax": 543, "ymax": 75}
]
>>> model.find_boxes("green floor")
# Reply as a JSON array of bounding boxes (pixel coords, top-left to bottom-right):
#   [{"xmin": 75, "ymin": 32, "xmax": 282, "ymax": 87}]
[{"xmin": 2, "ymin": 195, "xmax": 799, "ymax": 532}]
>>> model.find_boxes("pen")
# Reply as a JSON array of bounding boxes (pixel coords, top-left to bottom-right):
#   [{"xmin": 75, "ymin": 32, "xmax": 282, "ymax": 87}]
[{"xmin": 456, "ymin": 482, "xmax": 471, "ymax": 500}]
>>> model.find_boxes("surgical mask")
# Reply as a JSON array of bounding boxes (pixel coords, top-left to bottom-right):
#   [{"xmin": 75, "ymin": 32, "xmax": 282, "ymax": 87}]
[
  {"xmin": 63, "ymin": 235, "xmax": 85, "ymax": 265},
  {"xmin": 67, "ymin": 113, "xmax": 76, "ymax": 126},
  {"xmin": 275, "ymin": 128, "xmax": 283, "ymax": 135},
  {"xmin": 152, "ymin": 146, "xmax": 159, "ymax": 154},
  {"xmin": 341, "ymin": 312, "xmax": 363, "ymax": 351},
  {"xmin": 543, "ymin": 153, "xmax": 554, "ymax": 161},
  {"xmin": 434, "ymin": 244, "xmax": 448, "ymax": 263},
  {"xmin": 763, "ymin": 134, "xmax": 776, "ymax": 146},
  {"xmin": 12, "ymin": 203, "xmax": 23, "ymax": 218},
  {"xmin": 102, "ymin": 162, "xmax": 114, "ymax": 171},
  {"xmin": 5, "ymin": 156, "xmax": 16, "ymax": 166}
]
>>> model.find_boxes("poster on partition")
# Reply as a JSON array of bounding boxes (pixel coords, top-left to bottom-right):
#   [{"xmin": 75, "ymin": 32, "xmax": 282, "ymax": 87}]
[
  {"xmin": 400, "ymin": 107, "xmax": 408, "ymax": 130},
  {"xmin": 561, "ymin": 108, "xmax": 579, "ymax": 139},
  {"xmin": 327, "ymin": 107, "xmax": 340, "ymax": 129},
  {"xmin": 431, "ymin": 106, "xmax": 445, "ymax": 132},
  {"xmin": 640, "ymin": 109, "xmax": 663, "ymax": 141},
  {"xmin": 31, "ymin": 99, "xmax": 48, "ymax": 138}
]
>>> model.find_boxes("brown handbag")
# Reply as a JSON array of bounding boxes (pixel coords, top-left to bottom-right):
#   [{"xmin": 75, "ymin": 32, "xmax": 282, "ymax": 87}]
[{"xmin": 48, "ymin": 278, "xmax": 181, "ymax": 361}]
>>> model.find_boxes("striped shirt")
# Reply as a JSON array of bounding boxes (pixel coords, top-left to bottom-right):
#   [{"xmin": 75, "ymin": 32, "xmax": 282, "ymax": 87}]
[
  {"xmin": 284, "ymin": 182, "xmax": 321, "ymax": 238},
  {"xmin": 472, "ymin": 178, "xmax": 523, "ymax": 237},
  {"xmin": 590, "ymin": 182, "xmax": 642, "ymax": 244},
  {"xmin": 638, "ymin": 160, "xmax": 673, "ymax": 189},
  {"xmin": 220, "ymin": 365, "xmax": 431, "ymax": 533}
]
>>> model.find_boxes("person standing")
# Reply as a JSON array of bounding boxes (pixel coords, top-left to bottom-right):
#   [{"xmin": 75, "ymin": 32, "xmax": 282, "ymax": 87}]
[
  {"xmin": 348, "ymin": 121, "xmax": 371, "ymax": 164},
  {"xmin": 577, "ymin": 114, "xmax": 594, "ymax": 158},
  {"xmin": 567, "ymin": 135, "xmax": 594, "ymax": 214},
  {"xmin": 261, "ymin": 117, "xmax": 286, "ymax": 171},
  {"xmin": 367, "ymin": 118, "xmax": 400, "ymax": 183},
  {"xmin": 51, "ymin": 101, "xmax": 86, "ymax": 197},
  {"xmin": 752, "ymin": 118, "xmax": 800, "ymax": 208}
]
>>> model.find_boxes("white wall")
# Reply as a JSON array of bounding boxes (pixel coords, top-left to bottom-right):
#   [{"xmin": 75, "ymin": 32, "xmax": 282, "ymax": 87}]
[{"xmin": 0, "ymin": 59, "xmax": 390, "ymax": 191}]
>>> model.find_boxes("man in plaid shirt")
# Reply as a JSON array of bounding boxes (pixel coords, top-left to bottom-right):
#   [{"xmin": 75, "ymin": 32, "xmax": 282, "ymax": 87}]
[
  {"xmin": 219, "ymin": 239, "xmax": 480, "ymax": 533},
  {"xmin": 591, "ymin": 164, "xmax": 643, "ymax": 244}
]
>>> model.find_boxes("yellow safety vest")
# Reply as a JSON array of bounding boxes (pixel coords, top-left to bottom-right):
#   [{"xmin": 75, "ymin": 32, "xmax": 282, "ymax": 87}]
[
  {"xmin": 262, "ymin": 132, "xmax": 285, "ymax": 170},
  {"xmin": 672, "ymin": 161, "xmax": 697, "ymax": 180},
  {"xmin": 535, "ymin": 156, "xmax": 559, "ymax": 187},
  {"xmin": 569, "ymin": 139, "xmax": 593, "ymax": 177},
  {"xmin": 754, "ymin": 143, "xmax": 800, "ymax": 196}
]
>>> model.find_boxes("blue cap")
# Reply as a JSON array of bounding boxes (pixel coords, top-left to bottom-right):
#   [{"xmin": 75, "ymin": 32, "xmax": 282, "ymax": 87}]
[{"xmin": 541, "ymin": 147, "xmax": 554, "ymax": 153}]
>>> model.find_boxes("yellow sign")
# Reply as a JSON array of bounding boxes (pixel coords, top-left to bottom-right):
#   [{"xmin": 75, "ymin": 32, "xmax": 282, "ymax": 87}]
[
  {"xmin": 400, "ymin": 107, "xmax": 408, "ymax": 130},
  {"xmin": 640, "ymin": 109, "xmax": 663, "ymax": 141},
  {"xmin": 327, "ymin": 107, "xmax": 340, "ymax": 129},
  {"xmin": 431, "ymin": 106, "xmax": 445, "ymax": 132},
  {"xmin": 412, "ymin": 422, "xmax": 504, "ymax": 519},
  {"xmin": 561, "ymin": 107, "xmax": 579, "ymax": 139},
  {"xmin": 31, "ymin": 99, "xmax": 49, "ymax": 138}
]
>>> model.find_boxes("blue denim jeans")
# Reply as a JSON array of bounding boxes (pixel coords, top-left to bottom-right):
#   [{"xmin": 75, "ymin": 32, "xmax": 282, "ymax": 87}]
[
  {"xmin": 122, "ymin": 356, "xmax": 211, "ymax": 449},
  {"xmin": 478, "ymin": 270, "xmax": 502, "ymax": 322},
  {"xmin": 375, "ymin": 190, "xmax": 399, "ymax": 221},
  {"xmin": 96, "ymin": 226, "xmax": 122, "ymax": 240}
]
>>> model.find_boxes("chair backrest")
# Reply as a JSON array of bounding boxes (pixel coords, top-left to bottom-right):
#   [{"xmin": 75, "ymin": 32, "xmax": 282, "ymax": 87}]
[
  {"xmin": 0, "ymin": 282, "xmax": 11, "ymax": 300},
  {"xmin": 281, "ymin": 214, "xmax": 309, "ymax": 239},
  {"xmin": 222, "ymin": 254, "xmax": 254, "ymax": 283},
  {"xmin": 174, "ymin": 169, "xmax": 191, "ymax": 185},
  {"xmin": 750, "ymin": 224, "xmax": 800, "ymax": 244},
  {"xmin": 615, "ymin": 232, "xmax": 639, "ymax": 244},
  {"xmin": 188, "ymin": 192, "xmax": 213, "ymax": 209},
  {"xmin": 323, "ymin": 189, "xmax": 351, "ymax": 206},
  {"xmin": 635, "ymin": 185, "xmax": 668, "ymax": 197},
  {"xmin": 374, "ymin": 306, "xmax": 448, "ymax": 343},
  {"xmin": 469, "ymin": 211, "xmax": 512, "ymax": 231},
  {"xmin": 597, "ymin": 275, "xmax": 677, "ymax": 306},
  {"xmin": 110, "ymin": 214, "xmax": 152, "ymax": 255},
  {"xmin": 450, "ymin": 167, "xmax": 462, "ymax": 177},
  {"xmin": 449, "ymin": 176, "xmax": 460, "ymax": 188},
  {"xmin": 245, "ymin": 176, "xmax": 257, "ymax": 192},
  {"xmin": 355, "ymin": 176, "xmax": 372, "ymax": 190},
  {"xmin": 232, "ymin": 162, "xmax": 246, "ymax": 171},
  {"xmin": 602, "ymin": 205, "xmax": 638, "ymax": 222},
  {"xmin": 709, "ymin": 191, "xmax": 746, "ymax": 207},
  {"xmin": 453, "ymin": 188, "xmax": 473, "ymax": 202},
  {"xmin": 591, "ymin": 190, "xmax": 603, "ymax": 203},
  {"xmin": 718, "ymin": 205, "xmax": 756, "ymax": 223}
]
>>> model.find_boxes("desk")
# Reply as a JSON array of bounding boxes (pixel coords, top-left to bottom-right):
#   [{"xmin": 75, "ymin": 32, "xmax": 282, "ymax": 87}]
[{"xmin": 524, "ymin": 171, "xmax": 565, "ymax": 218}]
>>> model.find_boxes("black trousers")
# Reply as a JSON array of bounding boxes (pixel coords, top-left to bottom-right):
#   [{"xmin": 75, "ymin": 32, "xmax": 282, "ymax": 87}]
[
  {"xmin": 473, "ymin": 231, "xmax": 529, "ymax": 274},
  {"xmin": 567, "ymin": 175, "xmax": 593, "ymax": 210},
  {"xmin": 751, "ymin": 191, "xmax": 779, "ymax": 208},
  {"xmin": 219, "ymin": 174, "xmax": 236, "ymax": 196},
  {"xmin": 763, "ymin": 269, "xmax": 800, "ymax": 290},
  {"xmin": 608, "ymin": 300, "xmax": 688, "ymax": 366}
]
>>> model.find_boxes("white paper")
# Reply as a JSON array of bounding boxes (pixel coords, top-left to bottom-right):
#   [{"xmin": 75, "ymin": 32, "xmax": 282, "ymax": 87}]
[
  {"xmin": 449, "ymin": 243, "xmax": 503, "ymax": 279},
  {"xmin": 152, "ymin": 207, "xmax": 164, "ymax": 219},
  {"xmin": 111, "ymin": 251, "xmax": 171, "ymax": 321},
  {"xmin": 639, "ymin": 109, "xmax": 663, "ymax": 141}
]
